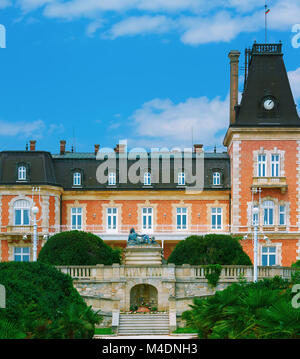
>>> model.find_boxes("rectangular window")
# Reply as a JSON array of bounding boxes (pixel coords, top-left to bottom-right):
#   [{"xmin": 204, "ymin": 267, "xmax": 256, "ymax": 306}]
[
  {"xmin": 257, "ymin": 154, "xmax": 266, "ymax": 177},
  {"xmin": 18, "ymin": 166, "xmax": 27, "ymax": 181},
  {"xmin": 263, "ymin": 202, "xmax": 274, "ymax": 226},
  {"xmin": 211, "ymin": 207, "xmax": 222, "ymax": 230},
  {"xmin": 178, "ymin": 172, "xmax": 185, "ymax": 186},
  {"xmin": 271, "ymin": 155, "xmax": 280, "ymax": 177},
  {"xmin": 73, "ymin": 172, "xmax": 81, "ymax": 186},
  {"xmin": 108, "ymin": 173, "xmax": 116, "ymax": 186},
  {"xmin": 176, "ymin": 207, "xmax": 187, "ymax": 230},
  {"xmin": 279, "ymin": 205, "xmax": 286, "ymax": 225},
  {"xmin": 262, "ymin": 246, "xmax": 276, "ymax": 266},
  {"xmin": 14, "ymin": 209, "xmax": 30, "ymax": 226},
  {"xmin": 142, "ymin": 207, "xmax": 153, "ymax": 230},
  {"xmin": 14, "ymin": 247, "xmax": 30, "ymax": 262},
  {"xmin": 71, "ymin": 207, "xmax": 82, "ymax": 230},
  {"xmin": 107, "ymin": 207, "xmax": 118, "ymax": 231}
]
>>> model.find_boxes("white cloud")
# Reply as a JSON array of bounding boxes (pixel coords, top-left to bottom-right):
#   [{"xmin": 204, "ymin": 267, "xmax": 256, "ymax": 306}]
[
  {"xmin": 14, "ymin": 0, "xmax": 300, "ymax": 45},
  {"xmin": 288, "ymin": 67, "xmax": 300, "ymax": 100},
  {"xmin": 129, "ymin": 95, "xmax": 229, "ymax": 147},
  {"xmin": 106, "ymin": 15, "xmax": 173, "ymax": 39},
  {"xmin": 0, "ymin": 0, "xmax": 11, "ymax": 9},
  {"xmin": 0, "ymin": 119, "xmax": 46, "ymax": 137}
]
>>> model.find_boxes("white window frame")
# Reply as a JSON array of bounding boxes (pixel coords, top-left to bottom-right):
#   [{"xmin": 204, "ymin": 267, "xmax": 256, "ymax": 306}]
[
  {"xmin": 71, "ymin": 207, "xmax": 82, "ymax": 230},
  {"xmin": 213, "ymin": 172, "xmax": 221, "ymax": 185},
  {"xmin": 261, "ymin": 246, "xmax": 277, "ymax": 266},
  {"xmin": 73, "ymin": 172, "xmax": 81, "ymax": 186},
  {"xmin": 211, "ymin": 207, "xmax": 222, "ymax": 230},
  {"xmin": 271, "ymin": 154, "xmax": 280, "ymax": 177},
  {"xmin": 257, "ymin": 154, "xmax": 266, "ymax": 177},
  {"xmin": 14, "ymin": 247, "xmax": 30, "ymax": 262},
  {"xmin": 176, "ymin": 207, "xmax": 187, "ymax": 230},
  {"xmin": 279, "ymin": 205, "xmax": 286, "ymax": 226},
  {"xmin": 263, "ymin": 200, "xmax": 274, "ymax": 226},
  {"xmin": 178, "ymin": 172, "xmax": 185, "ymax": 186},
  {"xmin": 14, "ymin": 200, "xmax": 30, "ymax": 226},
  {"xmin": 108, "ymin": 172, "xmax": 116, "ymax": 186},
  {"xmin": 107, "ymin": 207, "xmax": 118, "ymax": 232},
  {"xmin": 142, "ymin": 207, "xmax": 153, "ymax": 232},
  {"xmin": 18, "ymin": 166, "xmax": 27, "ymax": 181},
  {"xmin": 144, "ymin": 172, "xmax": 151, "ymax": 186}
]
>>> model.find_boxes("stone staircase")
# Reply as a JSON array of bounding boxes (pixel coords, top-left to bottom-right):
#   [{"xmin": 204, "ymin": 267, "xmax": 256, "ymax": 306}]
[{"xmin": 118, "ymin": 313, "xmax": 170, "ymax": 335}]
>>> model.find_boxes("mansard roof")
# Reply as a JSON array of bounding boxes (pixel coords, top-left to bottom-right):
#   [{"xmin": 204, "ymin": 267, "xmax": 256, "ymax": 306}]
[
  {"xmin": 0, "ymin": 150, "xmax": 230, "ymax": 191},
  {"xmin": 233, "ymin": 43, "xmax": 300, "ymax": 127}
]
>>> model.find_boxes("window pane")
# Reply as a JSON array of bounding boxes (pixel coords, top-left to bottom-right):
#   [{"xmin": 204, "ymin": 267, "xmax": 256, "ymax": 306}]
[
  {"xmin": 15, "ymin": 210, "xmax": 21, "ymax": 225},
  {"xmin": 23, "ymin": 210, "xmax": 30, "ymax": 225},
  {"xmin": 269, "ymin": 255, "xmax": 276, "ymax": 266},
  {"xmin": 262, "ymin": 255, "xmax": 268, "ymax": 266},
  {"xmin": 269, "ymin": 247, "xmax": 276, "ymax": 253}
]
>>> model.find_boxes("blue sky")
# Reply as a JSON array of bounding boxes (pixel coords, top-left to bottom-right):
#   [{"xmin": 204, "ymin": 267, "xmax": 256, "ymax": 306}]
[{"xmin": 0, "ymin": 0, "xmax": 300, "ymax": 153}]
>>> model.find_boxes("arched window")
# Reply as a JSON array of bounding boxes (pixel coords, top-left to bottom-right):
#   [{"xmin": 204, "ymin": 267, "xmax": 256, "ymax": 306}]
[
  {"xmin": 14, "ymin": 199, "xmax": 30, "ymax": 226},
  {"xmin": 213, "ymin": 172, "xmax": 221, "ymax": 185},
  {"xmin": 263, "ymin": 200, "xmax": 274, "ymax": 226},
  {"xmin": 18, "ymin": 166, "xmax": 27, "ymax": 181},
  {"xmin": 144, "ymin": 172, "xmax": 151, "ymax": 186},
  {"xmin": 108, "ymin": 172, "xmax": 116, "ymax": 186},
  {"xmin": 73, "ymin": 172, "xmax": 81, "ymax": 186}
]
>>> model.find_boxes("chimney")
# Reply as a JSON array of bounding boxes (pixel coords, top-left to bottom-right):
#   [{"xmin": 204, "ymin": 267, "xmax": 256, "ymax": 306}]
[
  {"xmin": 228, "ymin": 50, "xmax": 240, "ymax": 125},
  {"xmin": 60, "ymin": 140, "xmax": 66, "ymax": 155},
  {"xmin": 194, "ymin": 144, "xmax": 203, "ymax": 153},
  {"xmin": 114, "ymin": 143, "xmax": 126, "ymax": 154},
  {"xmin": 94, "ymin": 144, "xmax": 100, "ymax": 155},
  {"xmin": 29, "ymin": 140, "xmax": 36, "ymax": 151}
]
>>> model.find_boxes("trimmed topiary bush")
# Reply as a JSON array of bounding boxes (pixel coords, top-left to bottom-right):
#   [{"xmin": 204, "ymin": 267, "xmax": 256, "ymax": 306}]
[
  {"xmin": 0, "ymin": 261, "xmax": 100, "ymax": 339},
  {"xmin": 38, "ymin": 230, "xmax": 121, "ymax": 265},
  {"xmin": 167, "ymin": 234, "xmax": 252, "ymax": 266}
]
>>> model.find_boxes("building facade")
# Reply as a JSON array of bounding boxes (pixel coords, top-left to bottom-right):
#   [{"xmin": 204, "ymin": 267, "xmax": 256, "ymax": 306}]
[{"xmin": 1, "ymin": 42, "xmax": 300, "ymax": 267}]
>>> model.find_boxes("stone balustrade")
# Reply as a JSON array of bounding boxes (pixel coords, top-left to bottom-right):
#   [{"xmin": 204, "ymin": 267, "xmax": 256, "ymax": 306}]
[{"xmin": 56, "ymin": 264, "xmax": 296, "ymax": 282}]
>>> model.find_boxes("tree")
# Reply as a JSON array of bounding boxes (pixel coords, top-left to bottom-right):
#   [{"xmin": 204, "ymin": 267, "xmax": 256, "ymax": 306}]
[
  {"xmin": 0, "ymin": 262, "xmax": 100, "ymax": 339},
  {"xmin": 38, "ymin": 230, "xmax": 121, "ymax": 265},
  {"xmin": 167, "ymin": 234, "xmax": 252, "ymax": 265}
]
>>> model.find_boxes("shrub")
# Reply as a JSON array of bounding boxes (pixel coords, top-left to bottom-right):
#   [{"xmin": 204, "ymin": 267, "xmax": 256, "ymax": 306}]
[
  {"xmin": 0, "ymin": 262, "xmax": 100, "ymax": 339},
  {"xmin": 38, "ymin": 230, "xmax": 121, "ymax": 265},
  {"xmin": 168, "ymin": 234, "xmax": 252, "ymax": 266},
  {"xmin": 182, "ymin": 277, "xmax": 300, "ymax": 339}
]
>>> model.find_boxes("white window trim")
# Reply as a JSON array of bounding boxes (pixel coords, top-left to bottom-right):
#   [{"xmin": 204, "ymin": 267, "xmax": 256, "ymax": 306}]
[
  {"xmin": 144, "ymin": 172, "xmax": 151, "ymax": 186},
  {"xmin": 106, "ymin": 207, "xmax": 118, "ymax": 232},
  {"xmin": 211, "ymin": 207, "xmax": 223, "ymax": 230},
  {"xmin": 178, "ymin": 172, "xmax": 185, "ymax": 186},
  {"xmin": 18, "ymin": 166, "xmax": 27, "ymax": 181},
  {"xmin": 71, "ymin": 207, "xmax": 82, "ymax": 230},
  {"xmin": 73, "ymin": 172, "xmax": 82, "ymax": 186},
  {"xmin": 260, "ymin": 245, "xmax": 277, "ymax": 266},
  {"xmin": 108, "ymin": 172, "xmax": 116, "ymax": 186},
  {"xmin": 176, "ymin": 207, "xmax": 188, "ymax": 230},
  {"xmin": 14, "ymin": 247, "xmax": 31, "ymax": 262},
  {"xmin": 142, "ymin": 207, "xmax": 153, "ymax": 232},
  {"xmin": 213, "ymin": 172, "xmax": 221, "ymax": 186}
]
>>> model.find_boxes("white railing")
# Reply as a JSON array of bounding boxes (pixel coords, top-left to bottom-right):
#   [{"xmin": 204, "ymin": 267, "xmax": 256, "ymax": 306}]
[{"xmin": 56, "ymin": 264, "xmax": 297, "ymax": 281}]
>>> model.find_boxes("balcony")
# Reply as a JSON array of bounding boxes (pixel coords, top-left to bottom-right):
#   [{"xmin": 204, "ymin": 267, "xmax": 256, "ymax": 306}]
[{"xmin": 252, "ymin": 177, "xmax": 288, "ymax": 193}]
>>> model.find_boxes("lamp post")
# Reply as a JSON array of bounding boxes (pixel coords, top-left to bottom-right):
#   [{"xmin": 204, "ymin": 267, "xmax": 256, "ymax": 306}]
[
  {"xmin": 32, "ymin": 206, "xmax": 39, "ymax": 262},
  {"xmin": 252, "ymin": 206, "xmax": 259, "ymax": 282}
]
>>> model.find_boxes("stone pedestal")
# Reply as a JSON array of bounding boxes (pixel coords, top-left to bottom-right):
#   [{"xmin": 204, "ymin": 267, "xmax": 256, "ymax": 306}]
[{"xmin": 124, "ymin": 245, "xmax": 163, "ymax": 265}]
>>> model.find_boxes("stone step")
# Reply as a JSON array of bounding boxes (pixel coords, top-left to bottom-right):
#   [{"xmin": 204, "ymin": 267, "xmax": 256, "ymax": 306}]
[{"xmin": 118, "ymin": 313, "xmax": 170, "ymax": 335}]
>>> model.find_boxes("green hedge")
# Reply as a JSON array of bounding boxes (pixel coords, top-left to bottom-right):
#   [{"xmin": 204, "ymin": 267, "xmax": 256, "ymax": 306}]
[
  {"xmin": 168, "ymin": 234, "xmax": 252, "ymax": 265},
  {"xmin": 0, "ymin": 262, "xmax": 100, "ymax": 339},
  {"xmin": 38, "ymin": 230, "xmax": 121, "ymax": 265}
]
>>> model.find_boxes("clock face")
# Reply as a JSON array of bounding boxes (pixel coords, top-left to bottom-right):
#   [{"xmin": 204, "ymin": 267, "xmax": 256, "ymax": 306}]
[{"xmin": 264, "ymin": 98, "xmax": 275, "ymax": 110}]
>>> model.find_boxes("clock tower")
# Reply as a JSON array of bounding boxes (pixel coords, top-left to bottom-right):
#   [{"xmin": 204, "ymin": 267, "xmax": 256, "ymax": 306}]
[{"xmin": 224, "ymin": 42, "xmax": 300, "ymax": 266}]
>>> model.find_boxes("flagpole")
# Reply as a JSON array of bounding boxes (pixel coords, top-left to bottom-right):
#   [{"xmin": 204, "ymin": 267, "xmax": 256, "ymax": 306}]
[{"xmin": 265, "ymin": 2, "xmax": 267, "ymax": 43}]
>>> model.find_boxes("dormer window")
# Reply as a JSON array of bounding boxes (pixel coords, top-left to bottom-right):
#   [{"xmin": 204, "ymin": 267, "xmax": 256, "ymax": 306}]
[
  {"xmin": 213, "ymin": 172, "xmax": 221, "ymax": 185},
  {"xmin": 108, "ymin": 172, "xmax": 116, "ymax": 186},
  {"xmin": 144, "ymin": 172, "xmax": 151, "ymax": 186},
  {"xmin": 73, "ymin": 172, "xmax": 82, "ymax": 186},
  {"xmin": 178, "ymin": 172, "xmax": 185, "ymax": 186},
  {"xmin": 18, "ymin": 166, "xmax": 27, "ymax": 181}
]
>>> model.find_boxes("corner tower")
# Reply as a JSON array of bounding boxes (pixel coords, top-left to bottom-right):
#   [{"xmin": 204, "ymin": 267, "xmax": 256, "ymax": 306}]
[{"xmin": 224, "ymin": 42, "xmax": 300, "ymax": 266}]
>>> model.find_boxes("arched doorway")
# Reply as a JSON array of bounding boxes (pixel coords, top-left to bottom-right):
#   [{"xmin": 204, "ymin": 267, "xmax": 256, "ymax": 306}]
[{"xmin": 130, "ymin": 284, "xmax": 158, "ymax": 310}]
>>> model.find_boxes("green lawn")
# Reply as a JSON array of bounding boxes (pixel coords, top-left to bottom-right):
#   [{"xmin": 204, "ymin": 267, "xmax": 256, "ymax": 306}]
[
  {"xmin": 94, "ymin": 327, "xmax": 114, "ymax": 335},
  {"xmin": 172, "ymin": 327, "xmax": 198, "ymax": 334}
]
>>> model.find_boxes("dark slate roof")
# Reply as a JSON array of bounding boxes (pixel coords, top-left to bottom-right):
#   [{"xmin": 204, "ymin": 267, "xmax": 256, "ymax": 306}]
[
  {"xmin": 0, "ymin": 151, "xmax": 59, "ymax": 186},
  {"xmin": 233, "ymin": 43, "xmax": 300, "ymax": 127},
  {"xmin": 0, "ymin": 150, "xmax": 230, "ymax": 191}
]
